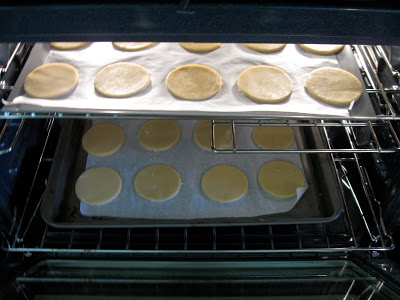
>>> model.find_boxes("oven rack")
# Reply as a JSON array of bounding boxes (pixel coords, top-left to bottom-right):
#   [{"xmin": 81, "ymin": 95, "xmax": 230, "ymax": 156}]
[
  {"xmin": 1, "ymin": 118, "xmax": 394, "ymax": 255},
  {"xmin": 1, "ymin": 118, "xmax": 399, "ymax": 157}
]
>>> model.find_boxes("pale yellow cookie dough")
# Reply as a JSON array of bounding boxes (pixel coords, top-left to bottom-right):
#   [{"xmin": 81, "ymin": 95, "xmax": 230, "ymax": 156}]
[
  {"xmin": 258, "ymin": 161, "xmax": 305, "ymax": 199},
  {"xmin": 178, "ymin": 42, "xmax": 222, "ymax": 53},
  {"xmin": 75, "ymin": 167, "xmax": 122, "ymax": 205},
  {"xmin": 94, "ymin": 62, "xmax": 150, "ymax": 98},
  {"xmin": 305, "ymin": 67, "xmax": 362, "ymax": 106},
  {"xmin": 237, "ymin": 66, "xmax": 292, "ymax": 103},
  {"xmin": 138, "ymin": 120, "xmax": 180, "ymax": 151},
  {"xmin": 299, "ymin": 44, "xmax": 345, "ymax": 55},
  {"xmin": 243, "ymin": 43, "xmax": 286, "ymax": 53},
  {"xmin": 201, "ymin": 165, "xmax": 248, "ymax": 203},
  {"xmin": 50, "ymin": 42, "xmax": 89, "ymax": 50},
  {"xmin": 112, "ymin": 42, "xmax": 157, "ymax": 51},
  {"xmin": 134, "ymin": 164, "xmax": 181, "ymax": 201},
  {"xmin": 193, "ymin": 120, "xmax": 232, "ymax": 151},
  {"xmin": 82, "ymin": 123, "xmax": 125, "ymax": 156},
  {"xmin": 166, "ymin": 64, "xmax": 222, "ymax": 100},
  {"xmin": 24, "ymin": 63, "xmax": 79, "ymax": 99},
  {"xmin": 252, "ymin": 121, "xmax": 294, "ymax": 150}
]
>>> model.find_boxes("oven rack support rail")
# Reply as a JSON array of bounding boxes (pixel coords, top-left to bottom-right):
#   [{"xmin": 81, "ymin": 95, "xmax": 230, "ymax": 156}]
[
  {"xmin": 355, "ymin": 45, "xmax": 400, "ymax": 119},
  {"xmin": 1, "ymin": 118, "xmax": 394, "ymax": 255}
]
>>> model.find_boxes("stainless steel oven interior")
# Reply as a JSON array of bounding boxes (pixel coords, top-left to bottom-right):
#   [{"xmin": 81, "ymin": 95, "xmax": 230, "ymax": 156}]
[{"xmin": 1, "ymin": 1, "xmax": 400, "ymax": 299}]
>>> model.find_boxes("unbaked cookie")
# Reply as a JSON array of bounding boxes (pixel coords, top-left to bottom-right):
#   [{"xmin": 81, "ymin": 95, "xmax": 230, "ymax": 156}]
[
  {"xmin": 166, "ymin": 64, "xmax": 222, "ymax": 100},
  {"xmin": 201, "ymin": 165, "xmax": 248, "ymax": 203},
  {"xmin": 24, "ymin": 63, "xmax": 79, "ymax": 99},
  {"xmin": 252, "ymin": 122, "xmax": 294, "ymax": 150},
  {"xmin": 134, "ymin": 164, "xmax": 181, "ymax": 201},
  {"xmin": 305, "ymin": 67, "xmax": 362, "ymax": 106},
  {"xmin": 82, "ymin": 123, "xmax": 125, "ymax": 156},
  {"xmin": 112, "ymin": 42, "xmax": 157, "ymax": 51},
  {"xmin": 237, "ymin": 66, "xmax": 292, "ymax": 103},
  {"xmin": 50, "ymin": 42, "xmax": 89, "ymax": 50},
  {"xmin": 193, "ymin": 120, "xmax": 232, "ymax": 151},
  {"xmin": 75, "ymin": 167, "xmax": 122, "ymax": 205},
  {"xmin": 178, "ymin": 43, "xmax": 222, "ymax": 53},
  {"xmin": 243, "ymin": 43, "xmax": 286, "ymax": 53},
  {"xmin": 138, "ymin": 120, "xmax": 180, "ymax": 151},
  {"xmin": 94, "ymin": 62, "xmax": 150, "ymax": 98},
  {"xmin": 258, "ymin": 161, "xmax": 305, "ymax": 199},
  {"xmin": 299, "ymin": 44, "xmax": 344, "ymax": 55}
]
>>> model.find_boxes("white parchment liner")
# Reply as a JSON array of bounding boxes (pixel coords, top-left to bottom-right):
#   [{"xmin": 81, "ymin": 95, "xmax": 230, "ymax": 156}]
[
  {"xmin": 80, "ymin": 119, "xmax": 308, "ymax": 219},
  {"xmin": 7, "ymin": 42, "xmax": 349, "ymax": 117}
]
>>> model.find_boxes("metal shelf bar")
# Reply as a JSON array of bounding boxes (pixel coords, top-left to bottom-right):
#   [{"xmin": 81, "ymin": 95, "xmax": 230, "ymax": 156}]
[
  {"xmin": 358, "ymin": 45, "xmax": 397, "ymax": 117},
  {"xmin": 11, "ymin": 118, "xmax": 54, "ymax": 247},
  {"xmin": 0, "ymin": 119, "xmax": 25, "ymax": 155},
  {"xmin": 211, "ymin": 119, "xmax": 400, "ymax": 154}
]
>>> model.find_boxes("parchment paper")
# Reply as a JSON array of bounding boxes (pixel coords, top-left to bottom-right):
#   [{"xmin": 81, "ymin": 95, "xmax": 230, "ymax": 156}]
[
  {"xmin": 80, "ymin": 119, "xmax": 308, "ymax": 219},
  {"xmin": 5, "ymin": 42, "xmax": 354, "ymax": 118}
]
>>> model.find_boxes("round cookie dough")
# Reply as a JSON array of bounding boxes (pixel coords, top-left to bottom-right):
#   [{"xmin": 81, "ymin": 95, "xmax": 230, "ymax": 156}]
[
  {"xmin": 24, "ymin": 63, "xmax": 79, "ymax": 99},
  {"xmin": 201, "ymin": 165, "xmax": 248, "ymax": 203},
  {"xmin": 305, "ymin": 67, "xmax": 362, "ymax": 106},
  {"xmin": 258, "ymin": 161, "xmax": 305, "ymax": 199},
  {"xmin": 112, "ymin": 42, "xmax": 157, "ymax": 51},
  {"xmin": 252, "ymin": 122, "xmax": 294, "ymax": 150},
  {"xmin": 178, "ymin": 42, "xmax": 222, "ymax": 53},
  {"xmin": 94, "ymin": 62, "xmax": 150, "ymax": 98},
  {"xmin": 299, "ymin": 44, "xmax": 344, "ymax": 55},
  {"xmin": 138, "ymin": 120, "xmax": 180, "ymax": 151},
  {"xmin": 75, "ymin": 167, "xmax": 122, "ymax": 205},
  {"xmin": 193, "ymin": 120, "xmax": 232, "ymax": 151},
  {"xmin": 134, "ymin": 164, "xmax": 181, "ymax": 202},
  {"xmin": 82, "ymin": 123, "xmax": 125, "ymax": 156},
  {"xmin": 237, "ymin": 66, "xmax": 292, "ymax": 103},
  {"xmin": 166, "ymin": 64, "xmax": 222, "ymax": 100},
  {"xmin": 50, "ymin": 42, "xmax": 89, "ymax": 50},
  {"xmin": 243, "ymin": 43, "xmax": 286, "ymax": 53}
]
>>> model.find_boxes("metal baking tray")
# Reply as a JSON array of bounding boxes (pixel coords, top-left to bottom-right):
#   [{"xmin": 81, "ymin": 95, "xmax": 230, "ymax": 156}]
[
  {"xmin": 4, "ymin": 43, "xmax": 376, "ymax": 120},
  {"xmin": 41, "ymin": 119, "xmax": 343, "ymax": 228}
]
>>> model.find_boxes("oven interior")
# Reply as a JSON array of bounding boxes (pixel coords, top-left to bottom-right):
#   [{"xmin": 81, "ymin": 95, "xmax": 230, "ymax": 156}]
[{"xmin": 1, "ymin": 2, "xmax": 400, "ymax": 299}]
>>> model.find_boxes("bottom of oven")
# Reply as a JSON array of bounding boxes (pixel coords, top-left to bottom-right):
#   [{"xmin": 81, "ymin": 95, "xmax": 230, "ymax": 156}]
[{"xmin": 5, "ymin": 259, "xmax": 400, "ymax": 299}]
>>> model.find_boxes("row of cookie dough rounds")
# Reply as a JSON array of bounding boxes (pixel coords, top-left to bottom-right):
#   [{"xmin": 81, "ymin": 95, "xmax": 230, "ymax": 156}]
[
  {"xmin": 23, "ymin": 62, "xmax": 362, "ymax": 107},
  {"xmin": 81, "ymin": 120, "xmax": 295, "ymax": 157},
  {"xmin": 49, "ymin": 42, "xmax": 344, "ymax": 55},
  {"xmin": 76, "ymin": 161, "xmax": 305, "ymax": 207}
]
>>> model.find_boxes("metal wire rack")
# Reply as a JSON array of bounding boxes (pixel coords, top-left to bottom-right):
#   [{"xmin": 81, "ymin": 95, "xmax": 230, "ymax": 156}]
[{"xmin": 1, "ymin": 117, "xmax": 394, "ymax": 255}]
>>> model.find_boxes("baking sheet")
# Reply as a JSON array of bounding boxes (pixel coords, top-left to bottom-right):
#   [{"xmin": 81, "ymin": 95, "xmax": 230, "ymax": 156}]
[
  {"xmin": 4, "ymin": 42, "xmax": 376, "ymax": 119},
  {"xmin": 41, "ymin": 119, "xmax": 343, "ymax": 227},
  {"xmin": 80, "ymin": 119, "xmax": 308, "ymax": 219}
]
